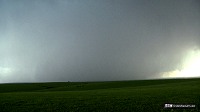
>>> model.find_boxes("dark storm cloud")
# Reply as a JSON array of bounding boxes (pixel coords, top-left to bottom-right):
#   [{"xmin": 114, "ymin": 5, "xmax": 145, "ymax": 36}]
[{"xmin": 0, "ymin": 0, "xmax": 200, "ymax": 82}]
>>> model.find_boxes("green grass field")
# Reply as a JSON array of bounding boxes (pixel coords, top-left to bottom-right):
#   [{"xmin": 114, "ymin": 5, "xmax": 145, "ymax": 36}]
[{"xmin": 0, "ymin": 78, "xmax": 199, "ymax": 112}]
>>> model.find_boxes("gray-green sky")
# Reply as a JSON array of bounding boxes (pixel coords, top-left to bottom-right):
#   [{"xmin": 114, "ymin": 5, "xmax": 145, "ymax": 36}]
[{"xmin": 0, "ymin": 0, "xmax": 200, "ymax": 83}]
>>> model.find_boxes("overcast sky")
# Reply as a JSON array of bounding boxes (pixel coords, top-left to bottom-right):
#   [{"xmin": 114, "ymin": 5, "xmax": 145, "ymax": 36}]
[{"xmin": 0, "ymin": 0, "xmax": 200, "ymax": 83}]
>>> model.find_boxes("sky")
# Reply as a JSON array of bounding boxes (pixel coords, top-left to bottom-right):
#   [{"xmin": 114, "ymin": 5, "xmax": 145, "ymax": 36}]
[{"xmin": 0, "ymin": 0, "xmax": 200, "ymax": 83}]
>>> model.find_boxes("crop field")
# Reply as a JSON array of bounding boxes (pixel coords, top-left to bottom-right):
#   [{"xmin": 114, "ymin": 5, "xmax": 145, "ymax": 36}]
[{"xmin": 0, "ymin": 78, "xmax": 199, "ymax": 112}]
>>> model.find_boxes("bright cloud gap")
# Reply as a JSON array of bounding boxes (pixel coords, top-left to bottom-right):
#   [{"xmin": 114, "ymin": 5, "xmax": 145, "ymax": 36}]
[{"xmin": 162, "ymin": 48, "xmax": 200, "ymax": 78}]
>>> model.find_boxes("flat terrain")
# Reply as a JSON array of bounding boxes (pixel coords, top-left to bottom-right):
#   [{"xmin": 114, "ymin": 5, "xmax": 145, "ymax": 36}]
[{"xmin": 0, "ymin": 78, "xmax": 199, "ymax": 112}]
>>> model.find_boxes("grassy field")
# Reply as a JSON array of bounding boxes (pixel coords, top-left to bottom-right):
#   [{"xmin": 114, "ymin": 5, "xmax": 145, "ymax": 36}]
[{"xmin": 0, "ymin": 78, "xmax": 199, "ymax": 112}]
